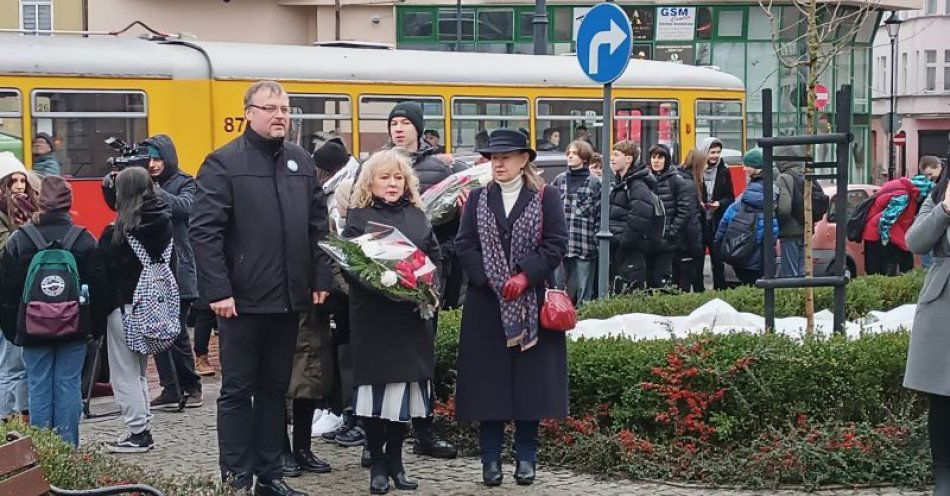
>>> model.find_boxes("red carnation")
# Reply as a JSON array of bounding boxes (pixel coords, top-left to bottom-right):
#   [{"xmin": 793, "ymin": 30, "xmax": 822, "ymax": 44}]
[
  {"xmin": 409, "ymin": 250, "xmax": 428, "ymax": 271},
  {"xmin": 395, "ymin": 260, "xmax": 417, "ymax": 289}
]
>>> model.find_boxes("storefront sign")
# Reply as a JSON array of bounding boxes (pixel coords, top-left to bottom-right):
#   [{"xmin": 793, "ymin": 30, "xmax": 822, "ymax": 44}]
[
  {"xmin": 655, "ymin": 6, "xmax": 696, "ymax": 41},
  {"xmin": 655, "ymin": 45, "xmax": 694, "ymax": 64}
]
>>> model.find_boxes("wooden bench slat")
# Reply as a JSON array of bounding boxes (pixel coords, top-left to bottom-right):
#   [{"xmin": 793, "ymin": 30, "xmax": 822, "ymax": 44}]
[
  {"xmin": 0, "ymin": 437, "xmax": 39, "ymax": 477},
  {"xmin": 0, "ymin": 466, "xmax": 50, "ymax": 496}
]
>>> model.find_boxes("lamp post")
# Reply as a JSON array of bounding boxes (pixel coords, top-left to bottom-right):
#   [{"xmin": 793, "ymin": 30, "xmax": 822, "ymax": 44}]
[
  {"xmin": 533, "ymin": 0, "xmax": 548, "ymax": 55},
  {"xmin": 885, "ymin": 11, "xmax": 902, "ymax": 181}
]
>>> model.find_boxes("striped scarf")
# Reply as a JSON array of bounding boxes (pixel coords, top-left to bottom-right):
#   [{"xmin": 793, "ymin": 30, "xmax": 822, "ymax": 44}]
[{"xmin": 476, "ymin": 186, "xmax": 543, "ymax": 351}]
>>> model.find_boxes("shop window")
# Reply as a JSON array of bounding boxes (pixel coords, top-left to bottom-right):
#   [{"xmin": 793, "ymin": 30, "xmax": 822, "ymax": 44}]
[
  {"xmin": 536, "ymin": 99, "xmax": 603, "ymax": 152},
  {"xmin": 478, "ymin": 9, "xmax": 514, "ymax": 41},
  {"xmin": 712, "ymin": 42, "xmax": 745, "ymax": 80},
  {"xmin": 286, "ymin": 94, "xmax": 352, "ymax": 155},
  {"xmin": 695, "ymin": 6, "xmax": 713, "ymax": 40},
  {"xmin": 402, "ymin": 10, "xmax": 434, "ymax": 39},
  {"xmin": 696, "ymin": 100, "xmax": 743, "ymax": 152},
  {"xmin": 613, "ymin": 100, "xmax": 680, "ymax": 162},
  {"xmin": 716, "ymin": 9, "xmax": 744, "ymax": 38},
  {"xmin": 622, "ymin": 7, "xmax": 654, "ymax": 40},
  {"xmin": 0, "ymin": 90, "xmax": 23, "ymax": 161},
  {"xmin": 518, "ymin": 11, "xmax": 534, "ymax": 40},
  {"xmin": 438, "ymin": 9, "xmax": 474, "ymax": 42},
  {"xmin": 451, "ymin": 98, "xmax": 528, "ymax": 153},
  {"xmin": 747, "ymin": 7, "xmax": 773, "ymax": 41},
  {"xmin": 358, "ymin": 95, "xmax": 444, "ymax": 159},
  {"xmin": 746, "ymin": 43, "xmax": 778, "ymax": 113},
  {"xmin": 31, "ymin": 90, "xmax": 147, "ymax": 178},
  {"xmin": 552, "ymin": 7, "xmax": 573, "ymax": 42},
  {"xmin": 780, "ymin": 7, "xmax": 801, "ymax": 40}
]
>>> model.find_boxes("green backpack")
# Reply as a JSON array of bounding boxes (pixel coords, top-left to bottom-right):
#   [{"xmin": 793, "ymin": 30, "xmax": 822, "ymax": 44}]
[{"xmin": 19, "ymin": 224, "xmax": 85, "ymax": 340}]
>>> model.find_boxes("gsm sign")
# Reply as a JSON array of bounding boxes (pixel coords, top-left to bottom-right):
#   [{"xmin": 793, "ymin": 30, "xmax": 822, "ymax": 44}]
[{"xmin": 660, "ymin": 7, "xmax": 691, "ymax": 16}]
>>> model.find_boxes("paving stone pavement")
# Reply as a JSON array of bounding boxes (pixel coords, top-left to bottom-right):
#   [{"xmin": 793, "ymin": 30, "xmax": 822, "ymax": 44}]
[{"xmin": 79, "ymin": 376, "xmax": 930, "ymax": 496}]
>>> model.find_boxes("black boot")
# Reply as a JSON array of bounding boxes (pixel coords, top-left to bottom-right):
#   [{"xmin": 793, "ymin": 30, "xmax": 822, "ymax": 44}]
[
  {"xmin": 935, "ymin": 466, "xmax": 950, "ymax": 496},
  {"xmin": 386, "ymin": 422, "xmax": 417, "ymax": 490},
  {"xmin": 513, "ymin": 460, "xmax": 536, "ymax": 486},
  {"xmin": 482, "ymin": 461, "xmax": 502, "ymax": 487},
  {"xmin": 293, "ymin": 449, "xmax": 331, "ymax": 474},
  {"xmin": 365, "ymin": 418, "xmax": 391, "ymax": 495},
  {"xmin": 255, "ymin": 477, "xmax": 308, "ymax": 496},
  {"xmin": 361, "ymin": 446, "xmax": 372, "ymax": 468},
  {"xmin": 279, "ymin": 452, "xmax": 302, "ymax": 478},
  {"xmin": 411, "ymin": 417, "xmax": 457, "ymax": 459}
]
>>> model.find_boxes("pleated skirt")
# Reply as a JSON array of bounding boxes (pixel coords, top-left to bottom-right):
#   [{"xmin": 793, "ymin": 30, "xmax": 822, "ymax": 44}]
[{"xmin": 353, "ymin": 380, "xmax": 433, "ymax": 422}]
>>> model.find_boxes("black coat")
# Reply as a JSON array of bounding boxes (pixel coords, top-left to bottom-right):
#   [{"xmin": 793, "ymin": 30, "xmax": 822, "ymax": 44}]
[
  {"xmin": 343, "ymin": 198, "xmax": 442, "ymax": 386},
  {"xmin": 0, "ymin": 212, "xmax": 108, "ymax": 346},
  {"xmin": 98, "ymin": 195, "xmax": 176, "ymax": 310},
  {"xmin": 703, "ymin": 160, "xmax": 736, "ymax": 242},
  {"xmin": 407, "ymin": 140, "xmax": 452, "ymax": 194},
  {"xmin": 651, "ymin": 165, "xmax": 693, "ymax": 253},
  {"xmin": 454, "ymin": 182, "xmax": 569, "ymax": 421},
  {"xmin": 144, "ymin": 134, "xmax": 198, "ymax": 300},
  {"xmin": 609, "ymin": 166, "xmax": 660, "ymax": 250},
  {"xmin": 677, "ymin": 168, "xmax": 705, "ymax": 256},
  {"xmin": 190, "ymin": 128, "xmax": 334, "ymax": 313}
]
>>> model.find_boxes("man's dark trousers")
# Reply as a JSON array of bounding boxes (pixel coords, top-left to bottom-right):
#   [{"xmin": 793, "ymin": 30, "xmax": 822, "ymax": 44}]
[
  {"xmin": 217, "ymin": 312, "xmax": 299, "ymax": 488},
  {"xmin": 154, "ymin": 299, "xmax": 201, "ymax": 395}
]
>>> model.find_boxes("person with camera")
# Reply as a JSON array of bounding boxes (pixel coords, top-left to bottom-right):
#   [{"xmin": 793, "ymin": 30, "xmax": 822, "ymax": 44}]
[{"xmin": 190, "ymin": 80, "xmax": 334, "ymax": 496}]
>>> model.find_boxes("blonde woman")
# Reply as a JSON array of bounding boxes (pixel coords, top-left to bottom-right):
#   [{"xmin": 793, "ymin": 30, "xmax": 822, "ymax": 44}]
[{"xmin": 343, "ymin": 149, "xmax": 442, "ymax": 495}]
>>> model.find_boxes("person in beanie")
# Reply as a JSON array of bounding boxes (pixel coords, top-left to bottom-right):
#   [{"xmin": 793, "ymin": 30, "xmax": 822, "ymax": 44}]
[
  {"xmin": 141, "ymin": 134, "xmax": 204, "ymax": 410},
  {"xmin": 714, "ymin": 148, "xmax": 779, "ymax": 285},
  {"xmin": 190, "ymin": 81, "xmax": 333, "ymax": 496},
  {"xmin": 0, "ymin": 175, "xmax": 107, "ymax": 446},
  {"xmin": 31, "ymin": 133, "xmax": 60, "ymax": 176}
]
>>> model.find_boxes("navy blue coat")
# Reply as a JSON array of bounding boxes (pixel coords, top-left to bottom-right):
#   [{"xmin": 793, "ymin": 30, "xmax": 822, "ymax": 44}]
[{"xmin": 454, "ymin": 182, "xmax": 569, "ymax": 421}]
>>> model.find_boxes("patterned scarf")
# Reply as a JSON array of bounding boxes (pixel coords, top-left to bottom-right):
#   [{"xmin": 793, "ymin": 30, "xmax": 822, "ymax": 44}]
[{"xmin": 476, "ymin": 185, "xmax": 543, "ymax": 351}]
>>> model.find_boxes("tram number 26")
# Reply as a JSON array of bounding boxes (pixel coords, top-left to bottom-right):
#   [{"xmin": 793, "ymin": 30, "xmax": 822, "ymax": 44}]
[{"xmin": 223, "ymin": 117, "xmax": 247, "ymax": 133}]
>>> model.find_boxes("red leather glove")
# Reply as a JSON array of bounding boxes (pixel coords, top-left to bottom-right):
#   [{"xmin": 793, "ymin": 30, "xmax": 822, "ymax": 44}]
[{"xmin": 501, "ymin": 273, "xmax": 529, "ymax": 301}]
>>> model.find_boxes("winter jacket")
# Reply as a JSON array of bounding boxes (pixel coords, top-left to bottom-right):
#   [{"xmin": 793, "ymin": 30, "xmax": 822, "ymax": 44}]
[
  {"xmin": 553, "ymin": 168, "xmax": 601, "ymax": 259},
  {"xmin": 191, "ymin": 128, "xmax": 334, "ymax": 313},
  {"xmin": 0, "ymin": 212, "xmax": 108, "ymax": 346},
  {"xmin": 714, "ymin": 177, "xmax": 780, "ymax": 273},
  {"xmin": 32, "ymin": 154, "xmax": 60, "ymax": 177},
  {"xmin": 608, "ymin": 166, "xmax": 659, "ymax": 250},
  {"xmin": 98, "ymin": 195, "xmax": 176, "ymax": 310},
  {"xmin": 677, "ymin": 167, "xmax": 705, "ymax": 256},
  {"xmin": 697, "ymin": 137, "xmax": 735, "ymax": 226},
  {"xmin": 403, "ymin": 140, "xmax": 452, "ymax": 194},
  {"xmin": 776, "ymin": 163, "xmax": 805, "ymax": 240},
  {"xmin": 144, "ymin": 134, "xmax": 198, "ymax": 300},
  {"xmin": 650, "ymin": 161, "xmax": 692, "ymax": 253},
  {"xmin": 862, "ymin": 176, "xmax": 928, "ymax": 252}
]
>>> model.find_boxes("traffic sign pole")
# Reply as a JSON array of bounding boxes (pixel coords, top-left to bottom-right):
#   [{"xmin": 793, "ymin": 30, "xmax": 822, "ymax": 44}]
[{"xmin": 597, "ymin": 82, "xmax": 614, "ymax": 299}]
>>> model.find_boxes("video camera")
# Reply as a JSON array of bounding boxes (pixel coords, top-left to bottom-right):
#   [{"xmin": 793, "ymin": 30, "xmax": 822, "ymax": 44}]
[{"xmin": 105, "ymin": 137, "xmax": 150, "ymax": 171}]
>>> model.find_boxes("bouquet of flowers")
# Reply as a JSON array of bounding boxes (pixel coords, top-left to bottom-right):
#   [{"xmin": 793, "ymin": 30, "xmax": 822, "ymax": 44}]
[
  {"xmin": 319, "ymin": 222, "xmax": 440, "ymax": 319},
  {"xmin": 422, "ymin": 163, "xmax": 492, "ymax": 226}
]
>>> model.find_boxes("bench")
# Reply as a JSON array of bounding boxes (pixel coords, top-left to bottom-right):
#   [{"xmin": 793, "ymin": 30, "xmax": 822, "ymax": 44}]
[{"xmin": 0, "ymin": 432, "xmax": 165, "ymax": 496}]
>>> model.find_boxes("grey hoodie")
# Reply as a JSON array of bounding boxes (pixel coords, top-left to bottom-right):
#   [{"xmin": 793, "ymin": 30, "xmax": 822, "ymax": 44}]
[{"xmin": 774, "ymin": 145, "xmax": 806, "ymax": 239}]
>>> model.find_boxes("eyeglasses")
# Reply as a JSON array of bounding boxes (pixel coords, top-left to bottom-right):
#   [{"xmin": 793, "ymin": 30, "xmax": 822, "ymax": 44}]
[{"xmin": 247, "ymin": 104, "xmax": 291, "ymax": 115}]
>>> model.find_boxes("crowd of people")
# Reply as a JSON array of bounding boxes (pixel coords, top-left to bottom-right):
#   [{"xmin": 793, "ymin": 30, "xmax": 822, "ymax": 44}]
[{"xmin": 0, "ymin": 78, "xmax": 948, "ymax": 496}]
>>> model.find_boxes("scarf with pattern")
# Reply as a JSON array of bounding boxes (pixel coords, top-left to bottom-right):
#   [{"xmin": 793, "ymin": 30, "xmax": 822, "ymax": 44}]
[{"xmin": 476, "ymin": 185, "xmax": 543, "ymax": 351}]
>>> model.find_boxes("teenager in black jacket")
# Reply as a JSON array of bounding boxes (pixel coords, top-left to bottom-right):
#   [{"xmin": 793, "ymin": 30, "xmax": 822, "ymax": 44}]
[
  {"xmin": 645, "ymin": 144, "xmax": 692, "ymax": 288},
  {"xmin": 607, "ymin": 140, "xmax": 661, "ymax": 292}
]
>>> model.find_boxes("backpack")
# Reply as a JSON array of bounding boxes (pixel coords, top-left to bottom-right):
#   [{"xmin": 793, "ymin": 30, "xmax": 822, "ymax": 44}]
[
  {"xmin": 790, "ymin": 172, "xmax": 830, "ymax": 223},
  {"xmin": 846, "ymin": 194, "xmax": 877, "ymax": 242},
  {"xmin": 122, "ymin": 235, "xmax": 179, "ymax": 355},
  {"xmin": 718, "ymin": 203, "xmax": 759, "ymax": 266},
  {"xmin": 18, "ymin": 224, "xmax": 86, "ymax": 341}
]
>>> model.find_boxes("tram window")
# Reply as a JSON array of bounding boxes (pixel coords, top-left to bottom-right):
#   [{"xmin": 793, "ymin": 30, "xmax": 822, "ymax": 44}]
[
  {"xmin": 0, "ymin": 90, "xmax": 23, "ymax": 162},
  {"xmin": 31, "ymin": 90, "xmax": 147, "ymax": 178},
  {"xmin": 536, "ymin": 99, "xmax": 603, "ymax": 152},
  {"xmin": 451, "ymin": 98, "xmax": 529, "ymax": 154},
  {"xmin": 287, "ymin": 94, "xmax": 352, "ymax": 155},
  {"xmin": 613, "ymin": 100, "xmax": 680, "ymax": 163},
  {"xmin": 695, "ymin": 100, "xmax": 744, "ymax": 152},
  {"xmin": 358, "ymin": 96, "xmax": 444, "ymax": 159}
]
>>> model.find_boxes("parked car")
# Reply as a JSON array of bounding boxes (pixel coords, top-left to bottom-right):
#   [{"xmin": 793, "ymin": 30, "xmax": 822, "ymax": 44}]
[{"xmin": 812, "ymin": 184, "xmax": 880, "ymax": 278}]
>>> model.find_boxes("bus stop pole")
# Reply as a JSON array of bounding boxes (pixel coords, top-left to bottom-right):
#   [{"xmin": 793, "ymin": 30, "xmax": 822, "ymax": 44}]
[{"xmin": 597, "ymin": 82, "xmax": 614, "ymax": 298}]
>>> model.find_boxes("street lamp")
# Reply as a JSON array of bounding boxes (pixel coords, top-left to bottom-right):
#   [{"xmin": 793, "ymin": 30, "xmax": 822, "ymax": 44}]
[{"xmin": 885, "ymin": 11, "xmax": 902, "ymax": 181}]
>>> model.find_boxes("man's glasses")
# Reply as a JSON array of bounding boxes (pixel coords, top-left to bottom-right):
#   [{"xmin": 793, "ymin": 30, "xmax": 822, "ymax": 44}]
[{"xmin": 247, "ymin": 104, "xmax": 291, "ymax": 115}]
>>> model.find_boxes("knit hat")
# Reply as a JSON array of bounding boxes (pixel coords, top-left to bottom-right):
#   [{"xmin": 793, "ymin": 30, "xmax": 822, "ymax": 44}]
[
  {"xmin": 33, "ymin": 132, "xmax": 54, "ymax": 151},
  {"xmin": 38, "ymin": 174, "xmax": 72, "ymax": 213},
  {"xmin": 312, "ymin": 137, "xmax": 350, "ymax": 174},
  {"xmin": 0, "ymin": 152, "xmax": 27, "ymax": 183},
  {"xmin": 387, "ymin": 101, "xmax": 425, "ymax": 139},
  {"xmin": 743, "ymin": 148, "xmax": 764, "ymax": 169}
]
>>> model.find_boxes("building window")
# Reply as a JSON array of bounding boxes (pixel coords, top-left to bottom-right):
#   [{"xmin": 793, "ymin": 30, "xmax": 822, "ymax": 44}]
[
  {"xmin": 450, "ymin": 98, "xmax": 529, "ymax": 153},
  {"xmin": 944, "ymin": 51, "xmax": 950, "ymax": 91},
  {"xmin": 927, "ymin": 0, "xmax": 938, "ymax": 14},
  {"xmin": 20, "ymin": 0, "xmax": 52, "ymax": 35},
  {"xmin": 437, "ymin": 8, "xmax": 475, "ymax": 42},
  {"xmin": 926, "ymin": 50, "xmax": 937, "ymax": 91},
  {"xmin": 878, "ymin": 56, "xmax": 886, "ymax": 92},
  {"xmin": 477, "ymin": 9, "xmax": 514, "ymax": 41},
  {"xmin": 401, "ymin": 10, "xmax": 434, "ymax": 39},
  {"xmin": 286, "ymin": 94, "xmax": 352, "ymax": 154},
  {"xmin": 0, "ymin": 90, "xmax": 23, "ymax": 162},
  {"xmin": 357, "ymin": 95, "xmax": 444, "ymax": 159},
  {"xmin": 31, "ymin": 90, "xmax": 148, "ymax": 177},
  {"xmin": 901, "ymin": 52, "xmax": 907, "ymax": 93}
]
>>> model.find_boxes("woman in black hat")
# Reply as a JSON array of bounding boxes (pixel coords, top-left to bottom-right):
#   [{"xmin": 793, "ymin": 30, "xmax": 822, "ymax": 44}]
[{"xmin": 455, "ymin": 129, "xmax": 568, "ymax": 487}]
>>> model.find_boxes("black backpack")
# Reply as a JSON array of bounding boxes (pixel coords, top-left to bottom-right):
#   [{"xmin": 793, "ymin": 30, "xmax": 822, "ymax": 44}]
[
  {"xmin": 718, "ymin": 203, "xmax": 759, "ymax": 266},
  {"xmin": 846, "ymin": 194, "xmax": 877, "ymax": 242},
  {"xmin": 790, "ymin": 172, "xmax": 830, "ymax": 223}
]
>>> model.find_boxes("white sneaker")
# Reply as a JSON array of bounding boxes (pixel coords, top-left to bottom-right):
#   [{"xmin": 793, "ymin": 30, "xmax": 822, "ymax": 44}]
[
  {"xmin": 311, "ymin": 408, "xmax": 325, "ymax": 425},
  {"xmin": 311, "ymin": 411, "xmax": 343, "ymax": 436}
]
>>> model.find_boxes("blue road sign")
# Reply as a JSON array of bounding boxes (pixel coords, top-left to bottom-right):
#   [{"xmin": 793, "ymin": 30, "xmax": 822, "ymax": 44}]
[{"xmin": 576, "ymin": 3, "xmax": 633, "ymax": 85}]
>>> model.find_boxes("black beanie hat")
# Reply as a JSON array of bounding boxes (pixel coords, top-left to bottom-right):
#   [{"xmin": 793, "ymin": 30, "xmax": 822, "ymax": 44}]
[
  {"xmin": 34, "ymin": 132, "xmax": 54, "ymax": 150},
  {"xmin": 312, "ymin": 137, "xmax": 350, "ymax": 174},
  {"xmin": 387, "ymin": 101, "xmax": 425, "ymax": 139}
]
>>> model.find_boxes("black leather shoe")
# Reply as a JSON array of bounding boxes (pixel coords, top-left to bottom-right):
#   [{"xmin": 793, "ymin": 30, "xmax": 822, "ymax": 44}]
[
  {"xmin": 361, "ymin": 446, "xmax": 372, "ymax": 468},
  {"xmin": 255, "ymin": 477, "xmax": 308, "ymax": 496},
  {"xmin": 390, "ymin": 470, "xmax": 418, "ymax": 490},
  {"xmin": 293, "ymin": 449, "xmax": 331, "ymax": 474},
  {"xmin": 336, "ymin": 425, "xmax": 366, "ymax": 447},
  {"xmin": 513, "ymin": 460, "xmax": 536, "ymax": 486},
  {"xmin": 482, "ymin": 461, "xmax": 502, "ymax": 487},
  {"xmin": 370, "ymin": 462, "xmax": 391, "ymax": 494},
  {"xmin": 412, "ymin": 436, "xmax": 457, "ymax": 459},
  {"xmin": 280, "ymin": 453, "xmax": 302, "ymax": 478}
]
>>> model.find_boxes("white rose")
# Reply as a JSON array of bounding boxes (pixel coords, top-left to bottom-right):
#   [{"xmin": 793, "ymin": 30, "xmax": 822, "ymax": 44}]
[{"xmin": 380, "ymin": 271, "xmax": 398, "ymax": 287}]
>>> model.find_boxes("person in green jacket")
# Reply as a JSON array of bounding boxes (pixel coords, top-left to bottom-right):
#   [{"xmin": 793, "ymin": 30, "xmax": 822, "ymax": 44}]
[{"xmin": 31, "ymin": 133, "xmax": 60, "ymax": 176}]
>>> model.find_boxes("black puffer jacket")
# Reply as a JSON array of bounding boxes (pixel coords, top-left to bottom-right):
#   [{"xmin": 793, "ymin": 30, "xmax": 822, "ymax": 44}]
[
  {"xmin": 677, "ymin": 167, "xmax": 705, "ymax": 256},
  {"xmin": 407, "ymin": 140, "xmax": 451, "ymax": 194},
  {"xmin": 650, "ymin": 156, "xmax": 693, "ymax": 253},
  {"xmin": 609, "ymin": 166, "xmax": 660, "ymax": 250}
]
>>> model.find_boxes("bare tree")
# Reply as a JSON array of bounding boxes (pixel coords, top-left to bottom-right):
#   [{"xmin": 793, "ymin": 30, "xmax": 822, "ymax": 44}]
[{"xmin": 757, "ymin": 0, "xmax": 875, "ymax": 334}]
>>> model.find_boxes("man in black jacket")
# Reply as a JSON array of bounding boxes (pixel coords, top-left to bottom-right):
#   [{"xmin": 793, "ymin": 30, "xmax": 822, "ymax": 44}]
[
  {"xmin": 698, "ymin": 137, "xmax": 735, "ymax": 290},
  {"xmin": 191, "ymin": 81, "xmax": 333, "ymax": 496},
  {"xmin": 141, "ymin": 134, "xmax": 204, "ymax": 411}
]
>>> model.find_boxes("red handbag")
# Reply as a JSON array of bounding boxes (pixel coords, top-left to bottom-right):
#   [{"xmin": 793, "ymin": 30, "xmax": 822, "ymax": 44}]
[{"xmin": 536, "ymin": 187, "xmax": 577, "ymax": 331}]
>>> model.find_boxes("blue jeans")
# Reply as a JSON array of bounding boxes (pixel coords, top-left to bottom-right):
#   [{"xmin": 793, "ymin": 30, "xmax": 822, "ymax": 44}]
[
  {"xmin": 779, "ymin": 238, "xmax": 804, "ymax": 278},
  {"xmin": 479, "ymin": 420, "xmax": 540, "ymax": 464},
  {"xmin": 0, "ymin": 335, "xmax": 28, "ymax": 418},
  {"xmin": 22, "ymin": 340, "xmax": 87, "ymax": 446},
  {"xmin": 557, "ymin": 257, "xmax": 595, "ymax": 304}
]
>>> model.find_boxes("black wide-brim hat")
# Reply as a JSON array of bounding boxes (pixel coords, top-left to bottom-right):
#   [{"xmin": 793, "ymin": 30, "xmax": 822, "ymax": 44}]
[{"xmin": 477, "ymin": 129, "xmax": 537, "ymax": 162}]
